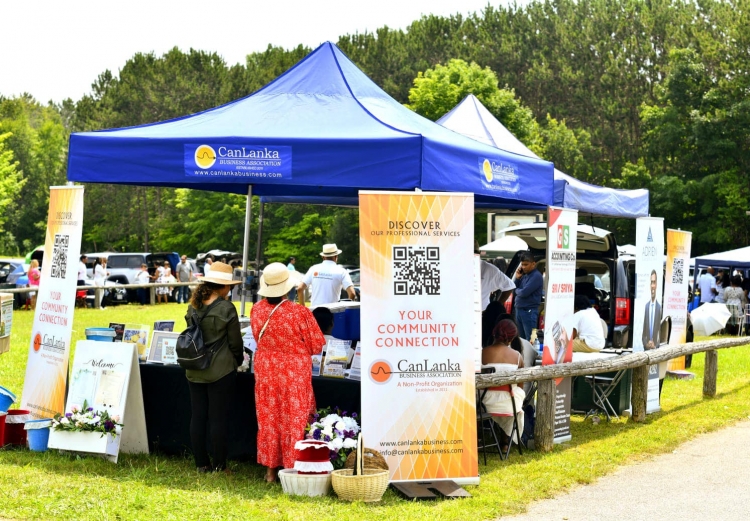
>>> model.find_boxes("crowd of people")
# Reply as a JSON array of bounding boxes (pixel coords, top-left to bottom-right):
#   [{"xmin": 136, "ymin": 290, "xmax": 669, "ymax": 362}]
[
  {"xmin": 697, "ymin": 266, "xmax": 749, "ymax": 332},
  {"xmin": 180, "ymin": 242, "xmax": 361, "ymax": 478}
]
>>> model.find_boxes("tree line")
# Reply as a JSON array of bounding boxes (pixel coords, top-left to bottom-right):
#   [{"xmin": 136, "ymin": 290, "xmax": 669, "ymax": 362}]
[{"xmin": 1, "ymin": 0, "xmax": 748, "ymax": 271}]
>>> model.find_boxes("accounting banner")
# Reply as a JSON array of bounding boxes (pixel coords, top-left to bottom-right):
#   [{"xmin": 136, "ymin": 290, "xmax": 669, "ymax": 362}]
[
  {"xmin": 542, "ymin": 207, "xmax": 577, "ymax": 443},
  {"xmin": 665, "ymin": 229, "xmax": 692, "ymax": 371},
  {"xmin": 360, "ymin": 191, "xmax": 478, "ymax": 484},
  {"xmin": 633, "ymin": 217, "xmax": 664, "ymax": 413},
  {"xmin": 21, "ymin": 186, "xmax": 84, "ymax": 419}
]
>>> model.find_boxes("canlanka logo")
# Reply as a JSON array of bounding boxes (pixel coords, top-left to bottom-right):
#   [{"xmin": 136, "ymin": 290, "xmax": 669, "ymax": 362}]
[
  {"xmin": 482, "ymin": 159, "xmax": 493, "ymax": 182},
  {"xmin": 479, "ymin": 159, "xmax": 518, "ymax": 184},
  {"xmin": 33, "ymin": 333, "xmax": 42, "ymax": 352},
  {"xmin": 194, "ymin": 145, "xmax": 216, "ymax": 169},
  {"xmin": 369, "ymin": 360, "xmax": 393, "ymax": 384}
]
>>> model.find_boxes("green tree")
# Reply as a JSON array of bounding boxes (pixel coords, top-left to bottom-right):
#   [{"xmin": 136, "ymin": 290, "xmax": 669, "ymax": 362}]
[
  {"xmin": 407, "ymin": 59, "xmax": 536, "ymax": 143},
  {"xmin": 0, "ymin": 132, "xmax": 25, "ymax": 255}
]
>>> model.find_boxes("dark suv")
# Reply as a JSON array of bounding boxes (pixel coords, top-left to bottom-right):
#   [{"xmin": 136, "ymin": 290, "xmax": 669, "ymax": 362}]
[{"xmin": 503, "ymin": 223, "xmax": 635, "ymax": 348}]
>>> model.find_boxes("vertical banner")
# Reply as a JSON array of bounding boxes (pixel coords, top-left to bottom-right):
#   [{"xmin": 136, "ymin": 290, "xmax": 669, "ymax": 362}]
[
  {"xmin": 665, "ymin": 229, "xmax": 692, "ymax": 371},
  {"xmin": 542, "ymin": 207, "xmax": 577, "ymax": 443},
  {"xmin": 21, "ymin": 186, "xmax": 84, "ymax": 419},
  {"xmin": 360, "ymin": 191, "xmax": 478, "ymax": 484},
  {"xmin": 633, "ymin": 217, "xmax": 664, "ymax": 414}
]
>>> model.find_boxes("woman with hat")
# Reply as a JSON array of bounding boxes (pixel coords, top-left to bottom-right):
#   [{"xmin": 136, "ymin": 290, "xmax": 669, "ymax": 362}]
[
  {"xmin": 252, "ymin": 262, "xmax": 325, "ymax": 483},
  {"xmin": 185, "ymin": 261, "xmax": 244, "ymax": 473}
]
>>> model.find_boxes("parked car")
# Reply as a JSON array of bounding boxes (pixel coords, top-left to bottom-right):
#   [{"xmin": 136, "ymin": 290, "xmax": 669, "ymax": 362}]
[
  {"xmin": 196, "ymin": 250, "xmax": 243, "ymax": 274},
  {"xmin": 503, "ymin": 223, "xmax": 635, "ymax": 348},
  {"xmin": 340, "ymin": 267, "xmax": 361, "ymax": 300},
  {"xmin": 0, "ymin": 258, "xmax": 24, "ymax": 284},
  {"xmin": 88, "ymin": 252, "xmax": 180, "ymax": 302}
]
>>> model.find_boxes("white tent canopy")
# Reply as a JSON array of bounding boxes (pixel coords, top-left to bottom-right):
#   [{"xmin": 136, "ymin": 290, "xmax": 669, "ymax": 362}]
[{"xmin": 437, "ymin": 94, "xmax": 650, "ymax": 218}]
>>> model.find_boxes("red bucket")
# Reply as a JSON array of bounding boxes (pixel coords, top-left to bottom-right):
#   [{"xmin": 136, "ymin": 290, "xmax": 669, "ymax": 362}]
[
  {"xmin": 4, "ymin": 409, "xmax": 31, "ymax": 446},
  {"xmin": 0, "ymin": 412, "xmax": 6, "ymax": 446}
]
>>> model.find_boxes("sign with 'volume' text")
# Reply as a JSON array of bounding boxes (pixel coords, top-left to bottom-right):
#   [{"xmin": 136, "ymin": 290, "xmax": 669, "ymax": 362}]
[
  {"xmin": 21, "ymin": 186, "xmax": 84, "ymax": 419},
  {"xmin": 360, "ymin": 191, "xmax": 478, "ymax": 484}
]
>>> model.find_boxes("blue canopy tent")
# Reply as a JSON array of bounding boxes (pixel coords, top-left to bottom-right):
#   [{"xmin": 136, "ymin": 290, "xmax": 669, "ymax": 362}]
[
  {"xmin": 67, "ymin": 42, "xmax": 554, "ymax": 312},
  {"xmin": 436, "ymin": 94, "xmax": 650, "ymax": 219},
  {"xmin": 68, "ymin": 42, "xmax": 553, "ymax": 206}
]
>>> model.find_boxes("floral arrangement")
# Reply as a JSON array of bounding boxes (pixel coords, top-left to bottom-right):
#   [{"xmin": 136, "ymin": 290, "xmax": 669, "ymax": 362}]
[
  {"xmin": 237, "ymin": 351, "xmax": 251, "ymax": 373},
  {"xmin": 305, "ymin": 406, "xmax": 360, "ymax": 469},
  {"xmin": 51, "ymin": 400, "xmax": 123, "ymax": 437}
]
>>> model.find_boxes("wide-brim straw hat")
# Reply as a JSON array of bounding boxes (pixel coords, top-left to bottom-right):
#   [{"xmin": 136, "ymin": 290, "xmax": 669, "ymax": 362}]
[
  {"xmin": 258, "ymin": 262, "xmax": 297, "ymax": 297},
  {"xmin": 200, "ymin": 261, "xmax": 242, "ymax": 286},
  {"xmin": 320, "ymin": 243, "xmax": 342, "ymax": 257}
]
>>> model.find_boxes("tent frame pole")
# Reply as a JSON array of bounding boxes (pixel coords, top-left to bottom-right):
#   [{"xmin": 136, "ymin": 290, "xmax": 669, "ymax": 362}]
[
  {"xmin": 255, "ymin": 201, "xmax": 265, "ymax": 282},
  {"xmin": 240, "ymin": 185, "xmax": 253, "ymax": 317}
]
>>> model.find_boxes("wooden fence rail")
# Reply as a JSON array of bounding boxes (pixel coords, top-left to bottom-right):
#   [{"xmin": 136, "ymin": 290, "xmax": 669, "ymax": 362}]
[
  {"xmin": 476, "ymin": 337, "xmax": 750, "ymax": 452},
  {"xmin": 1, "ymin": 281, "xmax": 202, "ymax": 306}
]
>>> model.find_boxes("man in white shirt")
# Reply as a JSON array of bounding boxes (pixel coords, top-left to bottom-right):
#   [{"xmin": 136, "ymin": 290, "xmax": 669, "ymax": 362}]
[
  {"xmin": 77, "ymin": 255, "xmax": 88, "ymax": 288},
  {"xmin": 203, "ymin": 255, "xmax": 214, "ymax": 277},
  {"xmin": 480, "ymin": 258, "xmax": 515, "ymax": 311},
  {"xmin": 571, "ymin": 295, "xmax": 606, "ymax": 352},
  {"xmin": 298, "ymin": 244, "xmax": 356, "ymax": 308},
  {"xmin": 698, "ymin": 267, "xmax": 717, "ymax": 304},
  {"xmin": 135, "ymin": 263, "xmax": 151, "ymax": 305}
]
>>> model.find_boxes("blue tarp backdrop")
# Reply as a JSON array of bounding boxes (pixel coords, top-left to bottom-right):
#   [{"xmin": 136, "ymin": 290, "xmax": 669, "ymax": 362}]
[
  {"xmin": 437, "ymin": 94, "xmax": 650, "ymax": 218},
  {"xmin": 67, "ymin": 42, "xmax": 554, "ymax": 209}
]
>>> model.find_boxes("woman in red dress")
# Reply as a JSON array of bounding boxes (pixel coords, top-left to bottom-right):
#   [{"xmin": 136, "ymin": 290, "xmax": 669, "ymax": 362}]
[{"xmin": 252, "ymin": 263, "xmax": 325, "ymax": 482}]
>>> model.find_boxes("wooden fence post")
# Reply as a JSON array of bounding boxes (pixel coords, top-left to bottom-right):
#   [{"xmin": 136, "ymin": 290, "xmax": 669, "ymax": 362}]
[
  {"xmin": 703, "ymin": 350, "xmax": 718, "ymax": 397},
  {"xmin": 149, "ymin": 286, "xmax": 156, "ymax": 305},
  {"xmin": 631, "ymin": 365, "xmax": 648, "ymax": 422},
  {"xmin": 534, "ymin": 379, "xmax": 556, "ymax": 452}
]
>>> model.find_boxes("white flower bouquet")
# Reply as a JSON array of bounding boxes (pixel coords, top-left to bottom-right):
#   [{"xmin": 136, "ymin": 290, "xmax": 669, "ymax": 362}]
[
  {"xmin": 51, "ymin": 400, "xmax": 122, "ymax": 437},
  {"xmin": 305, "ymin": 407, "xmax": 360, "ymax": 469}
]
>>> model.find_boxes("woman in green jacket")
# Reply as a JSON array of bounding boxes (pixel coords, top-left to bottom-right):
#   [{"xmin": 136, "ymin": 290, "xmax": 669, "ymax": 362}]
[{"xmin": 185, "ymin": 262, "xmax": 243, "ymax": 473}]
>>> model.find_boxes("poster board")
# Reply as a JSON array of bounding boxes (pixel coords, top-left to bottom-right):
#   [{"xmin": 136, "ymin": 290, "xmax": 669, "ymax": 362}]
[
  {"xmin": 541, "ymin": 207, "xmax": 577, "ymax": 443},
  {"xmin": 633, "ymin": 217, "xmax": 665, "ymax": 413},
  {"xmin": 360, "ymin": 191, "xmax": 478, "ymax": 485},
  {"xmin": 47, "ymin": 340, "xmax": 149, "ymax": 462},
  {"xmin": 147, "ymin": 331, "xmax": 180, "ymax": 364},
  {"xmin": 0, "ymin": 293, "xmax": 12, "ymax": 354},
  {"xmin": 665, "ymin": 230, "xmax": 692, "ymax": 371},
  {"xmin": 21, "ymin": 186, "xmax": 84, "ymax": 418}
]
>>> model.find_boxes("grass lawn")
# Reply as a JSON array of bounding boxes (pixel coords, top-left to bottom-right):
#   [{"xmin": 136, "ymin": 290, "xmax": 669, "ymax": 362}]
[{"xmin": 1, "ymin": 303, "xmax": 749, "ymax": 520}]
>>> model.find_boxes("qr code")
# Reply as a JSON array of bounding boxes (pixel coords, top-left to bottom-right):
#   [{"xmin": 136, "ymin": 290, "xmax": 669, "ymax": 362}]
[
  {"xmin": 393, "ymin": 246, "xmax": 441, "ymax": 295},
  {"xmin": 671, "ymin": 257, "xmax": 684, "ymax": 284},
  {"xmin": 50, "ymin": 234, "xmax": 69, "ymax": 279},
  {"xmin": 164, "ymin": 342, "xmax": 175, "ymax": 358}
]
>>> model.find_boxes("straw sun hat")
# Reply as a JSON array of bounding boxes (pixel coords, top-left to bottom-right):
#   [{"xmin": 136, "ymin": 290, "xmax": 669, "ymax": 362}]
[
  {"xmin": 320, "ymin": 243, "xmax": 342, "ymax": 257},
  {"xmin": 200, "ymin": 261, "xmax": 242, "ymax": 286},
  {"xmin": 258, "ymin": 262, "xmax": 297, "ymax": 298}
]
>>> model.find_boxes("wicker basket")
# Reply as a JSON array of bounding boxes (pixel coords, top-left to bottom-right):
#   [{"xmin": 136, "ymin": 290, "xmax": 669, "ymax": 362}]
[
  {"xmin": 331, "ymin": 435, "xmax": 389, "ymax": 502},
  {"xmin": 278, "ymin": 469, "xmax": 332, "ymax": 497},
  {"xmin": 344, "ymin": 448, "xmax": 389, "ymax": 471}
]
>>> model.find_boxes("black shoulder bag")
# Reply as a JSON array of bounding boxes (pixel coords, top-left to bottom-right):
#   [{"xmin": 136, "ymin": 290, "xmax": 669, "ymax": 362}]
[{"xmin": 176, "ymin": 301, "xmax": 219, "ymax": 370}]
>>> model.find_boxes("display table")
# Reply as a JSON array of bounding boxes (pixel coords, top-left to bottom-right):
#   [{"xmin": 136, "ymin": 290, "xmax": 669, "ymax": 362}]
[{"xmin": 139, "ymin": 363, "xmax": 360, "ymax": 459}]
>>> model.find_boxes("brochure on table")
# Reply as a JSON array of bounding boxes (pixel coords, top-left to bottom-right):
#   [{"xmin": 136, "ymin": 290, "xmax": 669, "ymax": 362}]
[{"xmin": 47, "ymin": 340, "xmax": 149, "ymax": 462}]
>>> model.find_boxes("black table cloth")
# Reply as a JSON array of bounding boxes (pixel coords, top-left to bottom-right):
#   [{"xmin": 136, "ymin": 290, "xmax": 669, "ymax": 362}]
[{"xmin": 139, "ymin": 363, "xmax": 361, "ymax": 460}]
